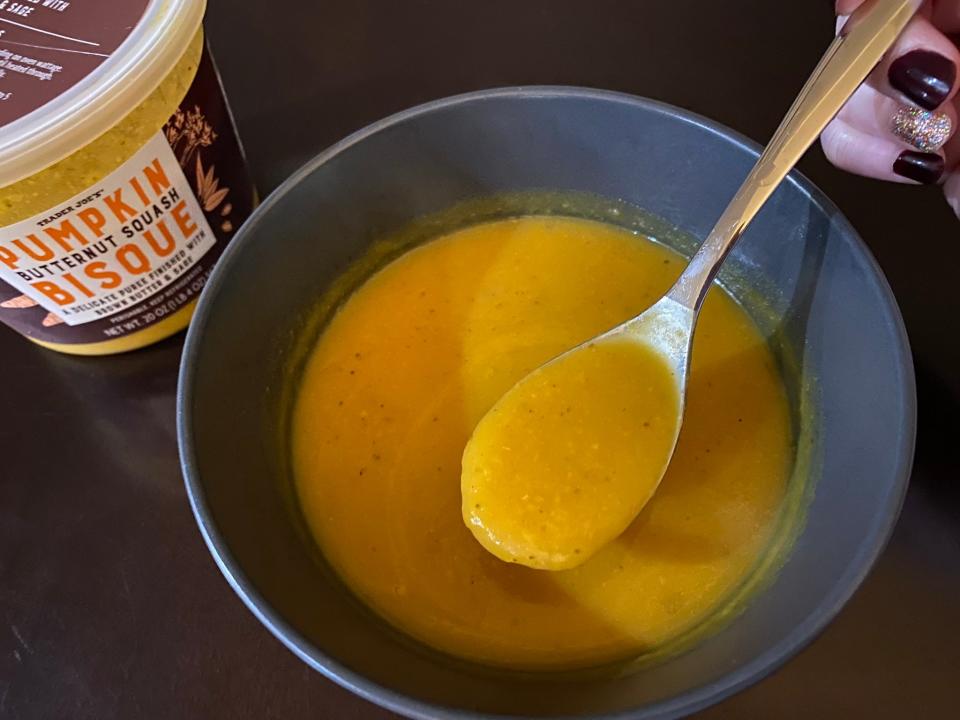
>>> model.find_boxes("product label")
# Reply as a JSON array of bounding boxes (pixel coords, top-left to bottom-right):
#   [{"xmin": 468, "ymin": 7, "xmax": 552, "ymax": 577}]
[
  {"xmin": 0, "ymin": 44, "xmax": 256, "ymax": 345},
  {"xmin": 0, "ymin": 0, "xmax": 149, "ymax": 127},
  {"xmin": 0, "ymin": 132, "xmax": 214, "ymax": 326}
]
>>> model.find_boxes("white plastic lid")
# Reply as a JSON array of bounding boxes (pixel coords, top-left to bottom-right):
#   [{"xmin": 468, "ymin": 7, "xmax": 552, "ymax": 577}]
[{"xmin": 0, "ymin": 0, "xmax": 206, "ymax": 188}]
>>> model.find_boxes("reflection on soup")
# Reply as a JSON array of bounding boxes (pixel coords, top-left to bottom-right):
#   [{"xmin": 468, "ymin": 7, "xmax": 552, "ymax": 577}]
[{"xmin": 292, "ymin": 216, "xmax": 791, "ymax": 669}]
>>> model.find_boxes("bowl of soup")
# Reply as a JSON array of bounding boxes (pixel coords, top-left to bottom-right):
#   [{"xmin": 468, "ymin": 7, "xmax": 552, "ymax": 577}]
[{"xmin": 178, "ymin": 88, "xmax": 915, "ymax": 718}]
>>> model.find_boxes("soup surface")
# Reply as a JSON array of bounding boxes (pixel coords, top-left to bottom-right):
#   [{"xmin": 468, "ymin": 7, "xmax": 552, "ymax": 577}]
[{"xmin": 292, "ymin": 216, "xmax": 792, "ymax": 669}]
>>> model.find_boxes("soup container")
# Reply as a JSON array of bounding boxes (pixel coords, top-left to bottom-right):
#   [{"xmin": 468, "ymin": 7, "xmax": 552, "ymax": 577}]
[
  {"xmin": 178, "ymin": 89, "xmax": 915, "ymax": 719},
  {"xmin": 0, "ymin": 0, "xmax": 255, "ymax": 354}
]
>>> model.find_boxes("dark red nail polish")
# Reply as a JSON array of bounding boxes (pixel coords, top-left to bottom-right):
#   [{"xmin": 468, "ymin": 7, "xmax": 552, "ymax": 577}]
[
  {"xmin": 889, "ymin": 50, "xmax": 956, "ymax": 110},
  {"xmin": 893, "ymin": 150, "xmax": 944, "ymax": 184}
]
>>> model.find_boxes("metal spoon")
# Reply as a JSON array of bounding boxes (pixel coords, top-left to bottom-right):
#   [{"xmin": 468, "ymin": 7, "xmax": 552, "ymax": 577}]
[{"xmin": 462, "ymin": 0, "xmax": 921, "ymax": 570}]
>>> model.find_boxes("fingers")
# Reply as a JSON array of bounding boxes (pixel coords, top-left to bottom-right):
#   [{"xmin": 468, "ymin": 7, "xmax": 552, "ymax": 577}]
[
  {"xmin": 838, "ymin": 82, "xmax": 955, "ymax": 139},
  {"xmin": 865, "ymin": 13, "xmax": 960, "ymax": 110},
  {"xmin": 838, "ymin": 1, "xmax": 960, "ymax": 38},
  {"xmin": 831, "ymin": 1, "xmax": 960, "ymax": 214},
  {"xmin": 822, "ymin": 2, "xmax": 958, "ymax": 183},
  {"xmin": 822, "ymin": 116, "xmax": 945, "ymax": 183},
  {"xmin": 834, "ymin": 3, "xmax": 957, "ymax": 111},
  {"xmin": 823, "ymin": 81, "xmax": 954, "ymax": 183}
]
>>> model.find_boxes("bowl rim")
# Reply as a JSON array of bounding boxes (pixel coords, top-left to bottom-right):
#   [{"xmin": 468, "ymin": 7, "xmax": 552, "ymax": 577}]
[{"xmin": 177, "ymin": 85, "xmax": 917, "ymax": 720}]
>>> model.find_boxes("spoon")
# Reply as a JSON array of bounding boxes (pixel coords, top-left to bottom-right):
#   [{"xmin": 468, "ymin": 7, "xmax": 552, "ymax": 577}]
[{"xmin": 461, "ymin": 0, "xmax": 921, "ymax": 571}]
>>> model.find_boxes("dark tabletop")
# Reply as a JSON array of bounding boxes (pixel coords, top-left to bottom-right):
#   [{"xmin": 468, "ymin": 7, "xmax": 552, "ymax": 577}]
[{"xmin": 3, "ymin": 1, "xmax": 960, "ymax": 718}]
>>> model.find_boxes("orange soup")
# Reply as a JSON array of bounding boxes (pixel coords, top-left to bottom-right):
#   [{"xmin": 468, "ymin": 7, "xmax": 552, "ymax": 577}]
[{"xmin": 291, "ymin": 216, "xmax": 792, "ymax": 669}]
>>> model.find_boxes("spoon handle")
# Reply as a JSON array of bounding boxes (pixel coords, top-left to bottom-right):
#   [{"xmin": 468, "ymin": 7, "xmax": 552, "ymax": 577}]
[{"xmin": 667, "ymin": 0, "xmax": 920, "ymax": 312}]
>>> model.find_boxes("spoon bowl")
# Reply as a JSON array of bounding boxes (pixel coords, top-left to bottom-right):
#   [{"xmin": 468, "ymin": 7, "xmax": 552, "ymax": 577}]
[{"xmin": 461, "ymin": 295, "xmax": 692, "ymax": 569}]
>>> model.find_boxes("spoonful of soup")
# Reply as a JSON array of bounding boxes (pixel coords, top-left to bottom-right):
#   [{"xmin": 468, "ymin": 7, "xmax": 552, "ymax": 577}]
[{"xmin": 461, "ymin": 0, "xmax": 920, "ymax": 570}]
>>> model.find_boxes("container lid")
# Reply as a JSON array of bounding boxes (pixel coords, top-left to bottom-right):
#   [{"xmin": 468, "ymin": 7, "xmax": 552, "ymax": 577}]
[{"xmin": 0, "ymin": 0, "xmax": 205, "ymax": 188}]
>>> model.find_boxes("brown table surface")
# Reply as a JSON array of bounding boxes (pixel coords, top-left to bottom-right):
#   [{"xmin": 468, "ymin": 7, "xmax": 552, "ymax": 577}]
[{"xmin": 3, "ymin": 1, "xmax": 960, "ymax": 718}]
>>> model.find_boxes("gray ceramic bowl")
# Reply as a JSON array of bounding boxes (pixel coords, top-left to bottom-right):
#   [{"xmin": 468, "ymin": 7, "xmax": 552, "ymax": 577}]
[{"xmin": 178, "ymin": 88, "xmax": 915, "ymax": 719}]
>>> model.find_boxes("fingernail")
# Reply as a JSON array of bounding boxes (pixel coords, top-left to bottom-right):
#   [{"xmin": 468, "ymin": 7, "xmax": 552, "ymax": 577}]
[
  {"xmin": 889, "ymin": 50, "xmax": 956, "ymax": 110},
  {"xmin": 892, "ymin": 106, "xmax": 952, "ymax": 151},
  {"xmin": 893, "ymin": 150, "xmax": 944, "ymax": 184}
]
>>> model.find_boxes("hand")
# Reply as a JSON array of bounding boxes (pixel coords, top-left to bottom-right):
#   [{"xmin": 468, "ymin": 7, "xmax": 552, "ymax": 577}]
[{"xmin": 822, "ymin": 0, "xmax": 960, "ymax": 217}]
